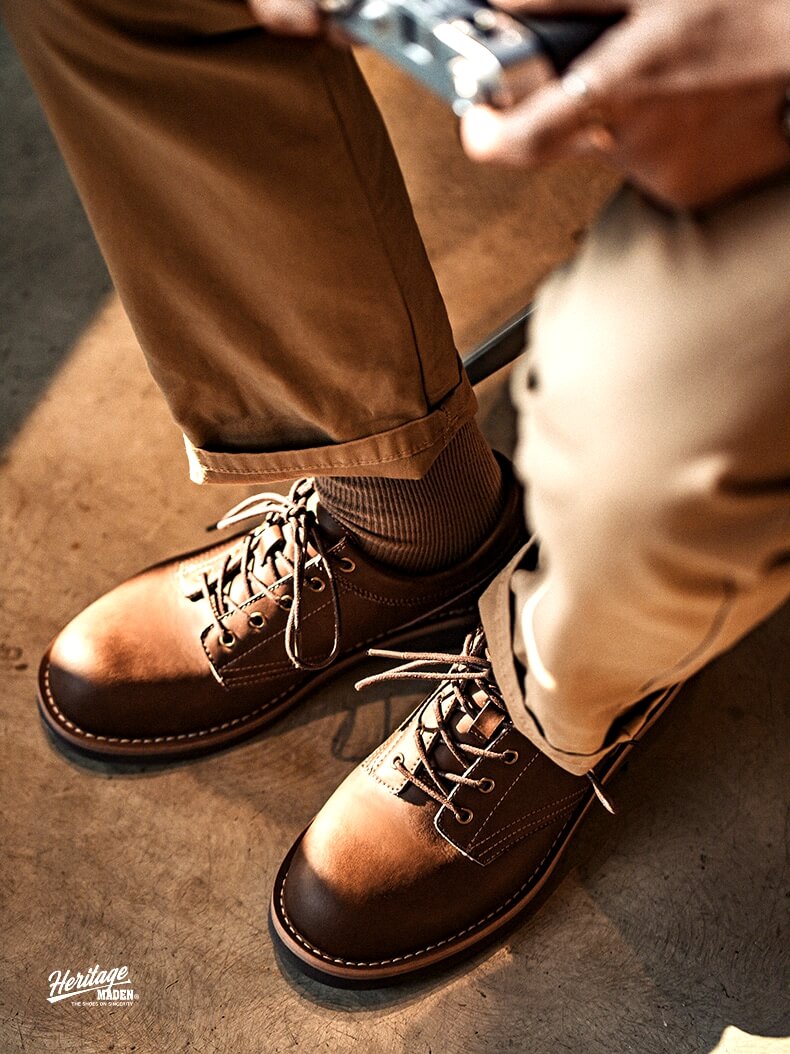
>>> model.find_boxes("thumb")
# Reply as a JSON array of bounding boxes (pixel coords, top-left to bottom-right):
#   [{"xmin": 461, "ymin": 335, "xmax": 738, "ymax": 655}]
[{"xmin": 461, "ymin": 81, "xmax": 599, "ymax": 165}]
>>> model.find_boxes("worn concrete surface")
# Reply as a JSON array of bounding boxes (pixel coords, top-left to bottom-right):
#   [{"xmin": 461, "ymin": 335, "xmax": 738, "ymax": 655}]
[{"xmin": 1, "ymin": 25, "xmax": 789, "ymax": 1054}]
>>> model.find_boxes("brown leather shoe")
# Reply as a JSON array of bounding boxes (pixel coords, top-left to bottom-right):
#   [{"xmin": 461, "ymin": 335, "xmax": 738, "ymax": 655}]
[
  {"xmin": 270, "ymin": 626, "xmax": 679, "ymax": 985},
  {"xmin": 38, "ymin": 461, "xmax": 526, "ymax": 760}
]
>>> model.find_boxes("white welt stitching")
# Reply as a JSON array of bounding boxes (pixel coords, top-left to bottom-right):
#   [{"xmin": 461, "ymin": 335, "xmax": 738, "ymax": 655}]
[
  {"xmin": 40, "ymin": 606, "xmax": 475, "ymax": 746},
  {"xmin": 277, "ymin": 813, "xmax": 578, "ymax": 969}
]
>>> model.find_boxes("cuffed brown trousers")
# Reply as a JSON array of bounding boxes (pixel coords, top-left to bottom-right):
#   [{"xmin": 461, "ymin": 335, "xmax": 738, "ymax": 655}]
[{"xmin": 5, "ymin": 0, "xmax": 790, "ymax": 774}]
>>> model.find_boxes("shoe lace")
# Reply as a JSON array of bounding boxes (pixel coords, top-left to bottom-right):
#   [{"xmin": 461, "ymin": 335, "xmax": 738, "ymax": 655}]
[
  {"xmin": 201, "ymin": 478, "xmax": 341, "ymax": 671},
  {"xmin": 355, "ymin": 630, "xmax": 515, "ymax": 821},
  {"xmin": 356, "ymin": 628, "xmax": 617, "ymax": 817}
]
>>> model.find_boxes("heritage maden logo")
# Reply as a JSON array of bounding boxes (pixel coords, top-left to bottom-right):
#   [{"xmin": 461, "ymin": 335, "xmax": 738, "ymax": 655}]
[{"xmin": 47, "ymin": 964, "xmax": 138, "ymax": 1005}]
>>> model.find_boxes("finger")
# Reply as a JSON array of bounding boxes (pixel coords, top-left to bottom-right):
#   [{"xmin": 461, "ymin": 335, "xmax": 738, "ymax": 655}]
[
  {"xmin": 466, "ymin": 6, "xmax": 670, "ymax": 150},
  {"xmin": 546, "ymin": 7, "xmax": 671, "ymax": 99},
  {"xmin": 247, "ymin": 0, "xmax": 322, "ymax": 35},
  {"xmin": 460, "ymin": 84, "xmax": 593, "ymax": 165},
  {"xmin": 492, "ymin": 0, "xmax": 627, "ymax": 12},
  {"xmin": 462, "ymin": 5, "xmax": 681, "ymax": 169}
]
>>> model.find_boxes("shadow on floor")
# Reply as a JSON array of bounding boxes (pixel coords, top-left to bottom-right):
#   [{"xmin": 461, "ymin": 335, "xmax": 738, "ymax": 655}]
[{"xmin": 0, "ymin": 26, "xmax": 112, "ymax": 451}]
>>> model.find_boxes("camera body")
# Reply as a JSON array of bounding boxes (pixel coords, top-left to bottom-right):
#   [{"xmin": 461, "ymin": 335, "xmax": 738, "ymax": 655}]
[{"xmin": 320, "ymin": 0, "xmax": 615, "ymax": 113}]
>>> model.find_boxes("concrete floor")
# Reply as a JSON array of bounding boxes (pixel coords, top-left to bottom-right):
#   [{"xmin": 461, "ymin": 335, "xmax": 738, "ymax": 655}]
[{"xmin": 1, "ymin": 25, "xmax": 789, "ymax": 1054}]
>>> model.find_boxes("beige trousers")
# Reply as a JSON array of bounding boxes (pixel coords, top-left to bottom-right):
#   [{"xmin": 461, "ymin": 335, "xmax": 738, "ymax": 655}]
[
  {"xmin": 483, "ymin": 179, "xmax": 790, "ymax": 773},
  {"xmin": 5, "ymin": 0, "xmax": 790, "ymax": 774}
]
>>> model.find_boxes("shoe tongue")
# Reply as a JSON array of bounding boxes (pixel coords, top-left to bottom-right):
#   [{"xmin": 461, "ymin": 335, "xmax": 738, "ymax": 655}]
[
  {"xmin": 316, "ymin": 503, "xmax": 347, "ymax": 545},
  {"xmin": 179, "ymin": 485, "xmax": 324, "ymax": 602},
  {"xmin": 456, "ymin": 691, "xmax": 507, "ymax": 741},
  {"xmin": 416, "ymin": 686, "xmax": 506, "ymax": 786},
  {"xmin": 225, "ymin": 518, "xmax": 319, "ymax": 606}
]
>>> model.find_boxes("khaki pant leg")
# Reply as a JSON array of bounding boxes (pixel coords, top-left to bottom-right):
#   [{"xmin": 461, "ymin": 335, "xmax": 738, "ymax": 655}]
[
  {"xmin": 2, "ymin": 0, "xmax": 475, "ymax": 484},
  {"xmin": 481, "ymin": 176, "xmax": 790, "ymax": 776}
]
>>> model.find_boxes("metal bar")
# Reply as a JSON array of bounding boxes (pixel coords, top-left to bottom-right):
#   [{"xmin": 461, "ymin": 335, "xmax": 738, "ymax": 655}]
[{"xmin": 462, "ymin": 303, "xmax": 533, "ymax": 385}]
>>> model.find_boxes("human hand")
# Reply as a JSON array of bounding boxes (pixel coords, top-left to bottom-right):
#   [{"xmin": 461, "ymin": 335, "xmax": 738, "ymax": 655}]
[
  {"xmin": 247, "ymin": 0, "xmax": 322, "ymax": 37},
  {"xmin": 461, "ymin": 0, "xmax": 790, "ymax": 209}
]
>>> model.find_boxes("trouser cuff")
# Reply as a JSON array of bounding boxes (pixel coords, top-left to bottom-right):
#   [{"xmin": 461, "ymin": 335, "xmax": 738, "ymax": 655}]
[
  {"xmin": 479, "ymin": 542, "xmax": 671, "ymax": 777},
  {"xmin": 185, "ymin": 378, "xmax": 477, "ymax": 485}
]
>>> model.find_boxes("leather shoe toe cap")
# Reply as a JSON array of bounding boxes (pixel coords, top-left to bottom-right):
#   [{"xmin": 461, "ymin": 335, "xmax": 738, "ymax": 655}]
[
  {"xmin": 39, "ymin": 564, "xmax": 211, "ymax": 744},
  {"xmin": 276, "ymin": 768, "xmax": 474, "ymax": 968}
]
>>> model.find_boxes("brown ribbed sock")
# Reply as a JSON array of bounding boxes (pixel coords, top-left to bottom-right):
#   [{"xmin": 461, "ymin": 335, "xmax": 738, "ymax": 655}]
[{"xmin": 315, "ymin": 422, "xmax": 505, "ymax": 574}]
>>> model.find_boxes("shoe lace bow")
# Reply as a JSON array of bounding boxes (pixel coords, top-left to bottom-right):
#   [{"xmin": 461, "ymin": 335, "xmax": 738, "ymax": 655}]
[
  {"xmin": 201, "ymin": 479, "xmax": 341, "ymax": 671},
  {"xmin": 356, "ymin": 629, "xmax": 617, "ymax": 817},
  {"xmin": 356, "ymin": 630, "xmax": 515, "ymax": 821}
]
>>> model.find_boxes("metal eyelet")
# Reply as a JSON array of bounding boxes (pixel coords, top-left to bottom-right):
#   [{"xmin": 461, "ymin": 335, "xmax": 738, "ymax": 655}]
[
  {"xmin": 455, "ymin": 808, "xmax": 474, "ymax": 825},
  {"xmin": 279, "ymin": 594, "xmax": 293, "ymax": 610},
  {"xmin": 478, "ymin": 777, "xmax": 496, "ymax": 794},
  {"xmin": 219, "ymin": 630, "xmax": 236, "ymax": 649},
  {"xmin": 308, "ymin": 577, "xmax": 326, "ymax": 592},
  {"xmin": 392, "ymin": 752, "xmax": 404, "ymax": 768},
  {"xmin": 502, "ymin": 750, "xmax": 519, "ymax": 765},
  {"xmin": 247, "ymin": 611, "xmax": 265, "ymax": 629},
  {"xmin": 338, "ymin": 557, "xmax": 356, "ymax": 573}
]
